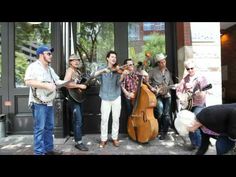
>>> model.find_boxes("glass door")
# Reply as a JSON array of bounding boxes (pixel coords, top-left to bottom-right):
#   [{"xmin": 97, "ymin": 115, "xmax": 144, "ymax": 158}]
[{"xmin": 128, "ymin": 22, "xmax": 166, "ymax": 72}]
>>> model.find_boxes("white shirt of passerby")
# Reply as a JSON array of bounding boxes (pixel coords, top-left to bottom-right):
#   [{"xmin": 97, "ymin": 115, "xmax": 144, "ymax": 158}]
[{"xmin": 24, "ymin": 60, "xmax": 59, "ymax": 106}]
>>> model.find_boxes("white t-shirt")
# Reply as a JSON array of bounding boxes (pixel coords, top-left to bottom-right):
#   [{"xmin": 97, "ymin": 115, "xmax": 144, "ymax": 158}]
[{"xmin": 24, "ymin": 60, "xmax": 59, "ymax": 106}]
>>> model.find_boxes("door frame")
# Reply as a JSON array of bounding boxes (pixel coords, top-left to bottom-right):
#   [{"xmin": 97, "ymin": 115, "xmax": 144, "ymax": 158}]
[{"xmin": 0, "ymin": 22, "xmax": 64, "ymax": 134}]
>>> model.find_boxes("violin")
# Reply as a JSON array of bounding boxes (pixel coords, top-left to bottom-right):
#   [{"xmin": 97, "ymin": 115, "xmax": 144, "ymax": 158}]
[{"xmin": 109, "ymin": 63, "xmax": 129, "ymax": 74}]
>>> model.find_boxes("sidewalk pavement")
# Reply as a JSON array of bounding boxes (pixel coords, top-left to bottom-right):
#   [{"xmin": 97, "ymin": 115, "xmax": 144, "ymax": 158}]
[{"xmin": 0, "ymin": 131, "xmax": 217, "ymax": 155}]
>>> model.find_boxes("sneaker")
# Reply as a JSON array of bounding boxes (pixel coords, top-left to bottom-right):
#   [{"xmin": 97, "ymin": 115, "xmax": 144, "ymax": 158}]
[
  {"xmin": 112, "ymin": 139, "xmax": 120, "ymax": 147},
  {"xmin": 75, "ymin": 143, "xmax": 89, "ymax": 151},
  {"xmin": 99, "ymin": 141, "xmax": 107, "ymax": 148},
  {"xmin": 45, "ymin": 150, "xmax": 63, "ymax": 155}
]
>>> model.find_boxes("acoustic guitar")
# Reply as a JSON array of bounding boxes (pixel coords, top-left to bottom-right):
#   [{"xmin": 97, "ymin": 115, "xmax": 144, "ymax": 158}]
[
  {"xmin": 68, "ymin": 77, "xmax": 92, "ymax": 103},
  {"xmin": 68, "ymin": 68, "xmax": 110, "ymax": 103},
  {"xmin": 144, "ymin": 81, "xmax": 176, "ymax": 97}
]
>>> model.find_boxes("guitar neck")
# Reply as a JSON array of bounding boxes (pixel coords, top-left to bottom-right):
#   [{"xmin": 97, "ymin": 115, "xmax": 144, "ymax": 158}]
[
  {"xmin": 201, "ymin": 84, "xmax": 212, "ymax": 91},
  {"xmin": 191, "ymin": 84, "xmax": 212, "ymax": 95},
  {"xmin": 84, "ymin": 76, "xmax": 95, "ymax": 85}
]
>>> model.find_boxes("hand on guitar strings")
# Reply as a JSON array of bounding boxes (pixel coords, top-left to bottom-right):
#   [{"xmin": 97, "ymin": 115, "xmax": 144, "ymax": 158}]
[
  {"xmin": 78, "ymin": 84, "xmax": 87, "ymax": 90},
  {"xmin": 194, "ymin": 90, "xmax": 206, "ymax": 100}
]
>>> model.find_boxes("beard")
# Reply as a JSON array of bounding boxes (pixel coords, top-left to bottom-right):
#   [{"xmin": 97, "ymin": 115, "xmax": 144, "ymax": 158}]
[{"xmin": 43, "ymin": 56, "xmax": 51, "ymax": 64}]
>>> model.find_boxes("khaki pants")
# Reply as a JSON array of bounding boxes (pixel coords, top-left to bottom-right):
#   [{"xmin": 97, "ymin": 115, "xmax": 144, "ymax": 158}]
[{"xmin": 100, "ymin": 96, "xmax": 121, "ymax": 141}]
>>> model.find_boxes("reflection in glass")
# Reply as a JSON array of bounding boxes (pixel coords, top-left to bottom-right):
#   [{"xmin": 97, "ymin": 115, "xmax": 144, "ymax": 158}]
[
  {"xmin": 74, "ymin": 22, "xmax": 114, "ymax": 76},
  {"xmin": 14, "ymin": 22, "xmax": 51, "ymax": 87},
  {"xmin": 128, "ymin": 22, "xmax": 166, "ymax": 71}
]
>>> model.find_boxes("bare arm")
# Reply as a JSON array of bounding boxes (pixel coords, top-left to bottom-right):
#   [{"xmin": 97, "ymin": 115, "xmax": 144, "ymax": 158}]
[
  {"xmin": 64, "ymin": 68, "xmax": 86, "ymax": 90},
  {"xmin": 119, "ymin": 70, "xmax": 129, "ymax": 82},
  {"xmin": 94, "ymin": 68, "xmax": 110, "ymax": 77},
  {"xmin": 121, "ymin": 85, "xmax": 135, "ymax": 99},
  {"xmin": 121, "ymin": 86, "xmax": 129, "ymax": 96}
]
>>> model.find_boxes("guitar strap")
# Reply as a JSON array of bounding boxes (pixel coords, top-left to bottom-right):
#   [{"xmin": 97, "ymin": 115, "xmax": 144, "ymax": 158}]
[
  {"xmin": 71, "ymin": 69, "xmax": 83, "ymax": 84},
  {"xmin": 191, "ymin": 77, "xmax": 199, "ymax": 93},
  {"xmin": 186, "ymin": 77, "xmax": 199, "ymax": 110},
  {"xmin": 48, "ymin": 66, "xmax": 56, "ymax": 85},
  {"xmin": 31, "ymin": 87, "xmax": 46, "ymax": 104}
]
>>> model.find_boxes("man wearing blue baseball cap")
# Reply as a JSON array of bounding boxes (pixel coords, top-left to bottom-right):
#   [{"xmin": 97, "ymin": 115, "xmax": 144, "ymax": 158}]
[
  {"xmin": 36, "ymin": 45, "xmax": 54, "ymax": 56},
  {"xmin": 24, "ymin": 44, "xmax": 62, "ymax": 155}
]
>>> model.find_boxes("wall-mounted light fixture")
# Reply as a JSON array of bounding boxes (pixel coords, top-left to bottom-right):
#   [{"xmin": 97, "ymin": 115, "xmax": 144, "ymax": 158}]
[{"xmin": 221, "ymin": 33, "xmax": 229, "ymax": 43}]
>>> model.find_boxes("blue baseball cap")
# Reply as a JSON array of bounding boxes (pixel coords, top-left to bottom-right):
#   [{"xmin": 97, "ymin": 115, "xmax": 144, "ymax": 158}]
[{"xmin": 36, "ymin": 45, "xmax": 54, "ymax": 56}]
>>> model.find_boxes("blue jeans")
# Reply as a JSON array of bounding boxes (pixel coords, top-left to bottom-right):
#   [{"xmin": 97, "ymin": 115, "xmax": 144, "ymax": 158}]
[
  {"xmin": 32, "ymin": 103, "xmax": 54, "ymax": 155},
  {"xmin": 189, "ymin": 106, "xmax": 204, "ymax": 147},
  {"xmin": 216, "ymin": 136, "xmax": 235, "ymax": 155},
  {"xmin": 154, "ymin": 97, "xmax": 171, "ymax": 133},
  {"xmin": 124, "ymin": 97, "xmax": 133, "ymax": 118},
  {"xmin": 69, "ymin": 100, "xmax": 83, "ymax": 142}
]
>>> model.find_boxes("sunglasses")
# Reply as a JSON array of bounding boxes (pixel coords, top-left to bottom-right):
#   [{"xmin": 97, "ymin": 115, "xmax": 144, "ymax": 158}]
[
  {"xmin": 128, "ymin": 64, "xmax": 134, "ymax": 66},
  {"xmin": 186, "ymin": 67, "xmax": 194, "ymax": 71},
  {"xmin": 44, "ymin": 52, "xmax": 52, "ymax": 56},
  {"xmin": 70, "ymin": 59, "xmax": 81, "ymax": 61}
]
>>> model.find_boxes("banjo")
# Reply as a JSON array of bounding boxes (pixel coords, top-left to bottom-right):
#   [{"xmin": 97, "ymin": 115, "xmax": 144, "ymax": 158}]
[
  {"xmin": 33, "ymin": 80, "xmax": 70, "ymax": 104},
  {"xmin": 145, "ymin": 81, "xmax": 176, "ymax": 97},
  {"xmin": 178, "ymin": 83, "xmax": 212, "ymax": 110},
  {"xmin": 154, "ymin": 84, "xmax": 176, "ymax": 96}
]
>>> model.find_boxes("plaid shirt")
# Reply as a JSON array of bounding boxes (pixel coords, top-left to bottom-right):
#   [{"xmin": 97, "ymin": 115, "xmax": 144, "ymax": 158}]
[{"xmin": 121, "ymin": 71, "xmax": 140, "ymax": 99}]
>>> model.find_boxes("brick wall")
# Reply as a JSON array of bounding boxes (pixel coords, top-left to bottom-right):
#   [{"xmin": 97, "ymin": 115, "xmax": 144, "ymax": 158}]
[
  {"xmin": 176, "ymin": 22, "xmax": 193, "ymax": 79},
  {"xmin": 221, "ymin": 25, "xmax": 236, "ymax": 103},
  {"xmin": 176, "ymin": 22, "xmax": 192, "ymax": 48}
]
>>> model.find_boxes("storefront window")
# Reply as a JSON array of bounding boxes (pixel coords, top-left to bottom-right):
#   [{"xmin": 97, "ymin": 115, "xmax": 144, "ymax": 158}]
[
  {"xmin": 14, "ymin": 22, "xmax": 51, "ymax": 87},
  {"xmin": 128, "ymin": 22, "xmax": 166, "ymax": 71},
  {"xmin": 74, "ymin": 22, "xmax": 114, "ymax": 74}
]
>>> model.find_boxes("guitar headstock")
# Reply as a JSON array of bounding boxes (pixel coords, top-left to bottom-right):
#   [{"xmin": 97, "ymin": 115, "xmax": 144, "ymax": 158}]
[{"xmin": 202, "ymin": 84, "xmax": 212, "ymax": 91}]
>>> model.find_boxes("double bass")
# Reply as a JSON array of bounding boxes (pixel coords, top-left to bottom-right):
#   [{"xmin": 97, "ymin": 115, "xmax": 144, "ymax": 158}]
[{"xmin": 127, "ymin": 74, "xmax": 159, "ymax": 143}]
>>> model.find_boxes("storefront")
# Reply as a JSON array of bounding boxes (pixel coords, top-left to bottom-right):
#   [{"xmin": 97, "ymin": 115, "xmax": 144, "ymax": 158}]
[{"xmin": 0, "ymin": 22, "xmax": 222, "ymax": 137}]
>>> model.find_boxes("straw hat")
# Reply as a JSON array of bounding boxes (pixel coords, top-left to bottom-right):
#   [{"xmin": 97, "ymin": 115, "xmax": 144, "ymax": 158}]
[
  {"xmin": 156, "ymin": 53, "xmax": 167, "ymax": 62},
  {"xmin": 69, "ymin": 54, "xmax": 81, "ymax": 60}
]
